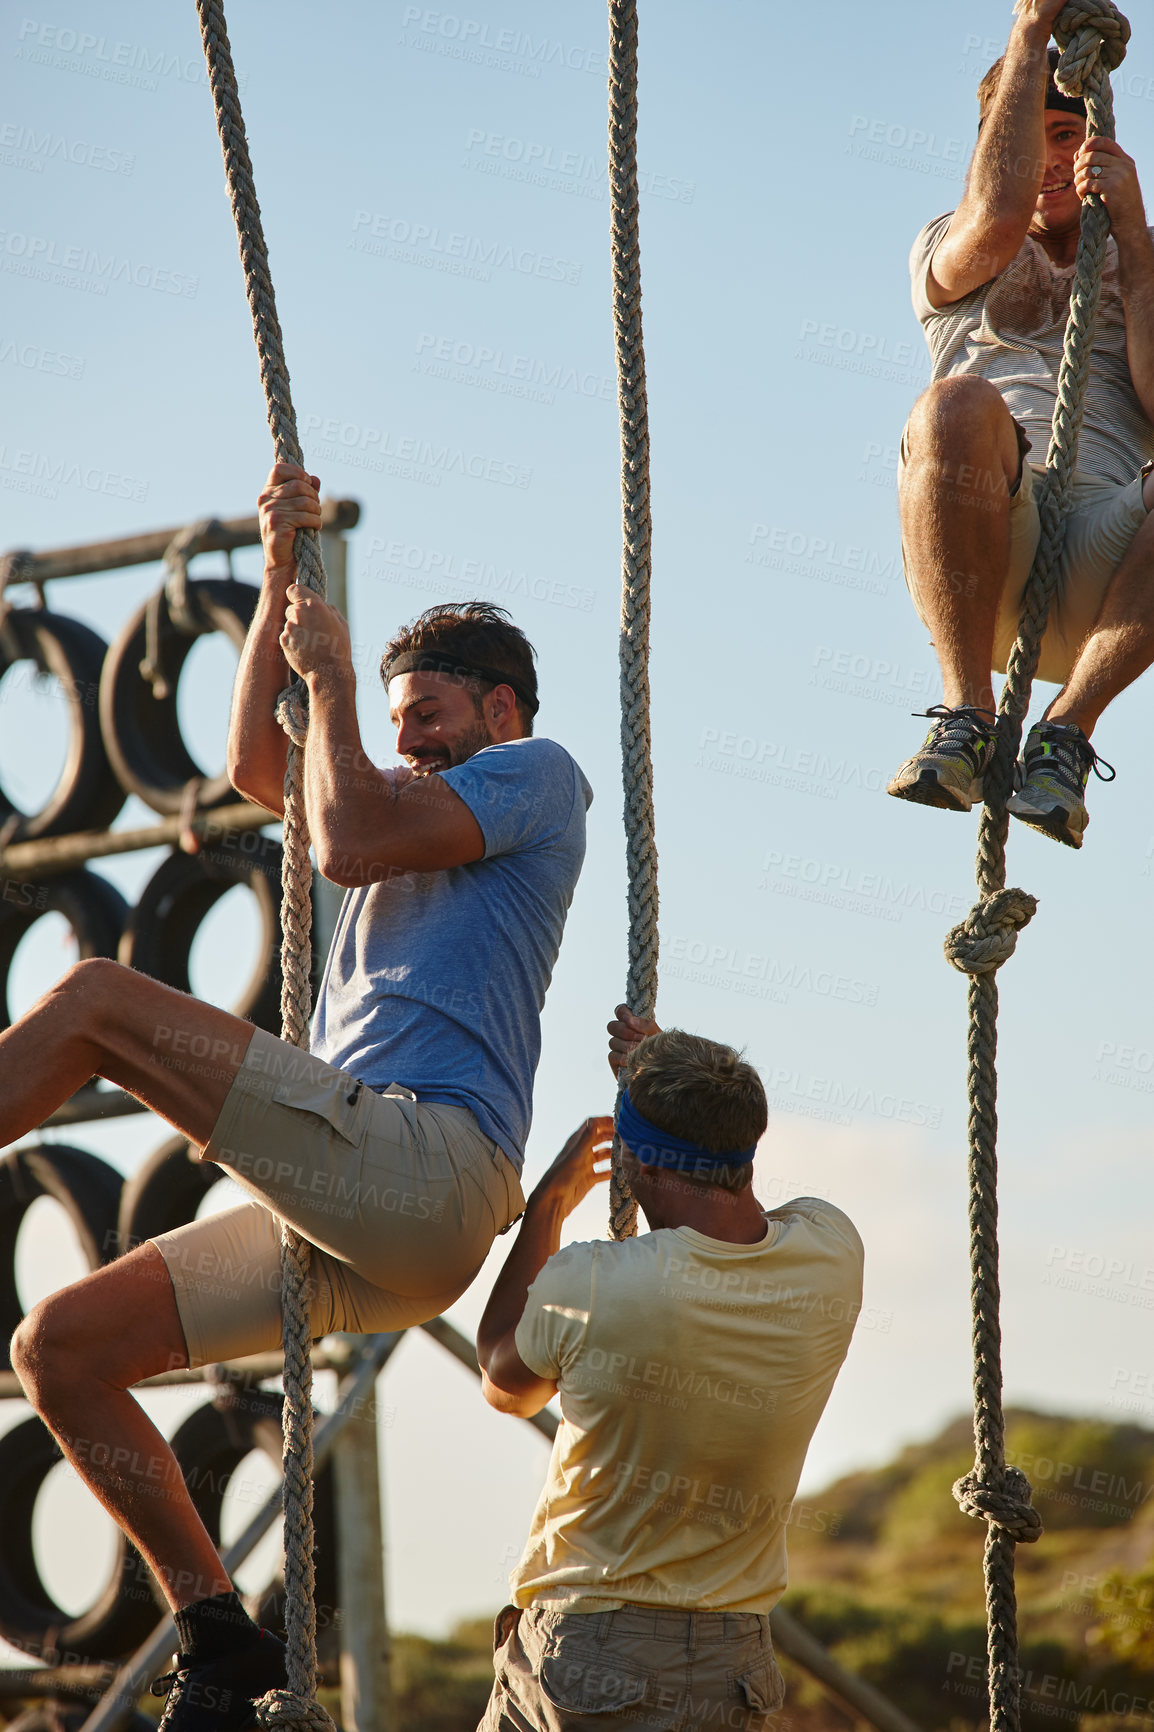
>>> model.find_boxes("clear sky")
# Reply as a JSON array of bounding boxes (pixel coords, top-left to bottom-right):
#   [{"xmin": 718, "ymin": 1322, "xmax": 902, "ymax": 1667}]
[{"xmin": 4, "ymin": 0, "xmax": 1154, "ymax": 1645}]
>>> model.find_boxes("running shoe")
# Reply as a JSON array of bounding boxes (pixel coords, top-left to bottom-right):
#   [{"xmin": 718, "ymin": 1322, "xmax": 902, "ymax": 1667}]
[
  {"xmin": 1007, "ymin": 720, "xmax": 1115, "ymax": 849},
  {"xmin": 152, "ymin": 1630, "xmax": 287, "ymax": 1731},
  {"xmin": 886, "ymin": 705, "xmax": 997, "ymax": 812}
]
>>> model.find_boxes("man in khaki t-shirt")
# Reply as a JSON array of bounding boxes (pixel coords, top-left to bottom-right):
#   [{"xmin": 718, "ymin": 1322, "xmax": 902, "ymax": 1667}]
[{"xmin": 475, "ymin": 1021, "xmax": 863, "ymax": 1731}]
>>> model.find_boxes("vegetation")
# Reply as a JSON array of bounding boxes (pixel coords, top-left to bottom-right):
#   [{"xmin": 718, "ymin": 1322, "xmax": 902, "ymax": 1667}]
[
  {"xmin": 778, "ymin": 1407, "xmax": 1154, "ymax": 1732},
  {"xmin": 390, "ymin": 1617, "xmax": 497, "ymax": 1732}
]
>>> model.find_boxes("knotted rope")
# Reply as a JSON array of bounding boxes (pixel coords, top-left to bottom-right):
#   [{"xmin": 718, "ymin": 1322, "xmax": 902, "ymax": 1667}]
[
  {"xmin": 608, "ymin": 0, "xmax": 658, "ymax": 1241},
  {"xmin": 195, "ymin": 5, "xmax": 333, "ymax": 1728},
  {"xmin": 943, "ymin": 8, "xmax": 1128, "ymax": 1731}
]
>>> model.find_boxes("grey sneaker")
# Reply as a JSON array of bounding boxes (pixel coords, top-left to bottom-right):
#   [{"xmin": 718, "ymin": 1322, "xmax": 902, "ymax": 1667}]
[
  {"xmin": 1007, "ymin": 720, "xmax": 1115, "ymax": 849},
  {"xmin": 886, "ymin": 705, "xmax": 997, "ymax": 812}
]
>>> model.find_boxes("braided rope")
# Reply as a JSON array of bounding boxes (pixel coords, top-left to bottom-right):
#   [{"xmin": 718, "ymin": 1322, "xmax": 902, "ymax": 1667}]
[
  {"xmin": 195, "ymin": 5, "xmax": 333, "ymax": 1727},
  {"xmin": 942, "ymin": 9, "xmax": 1128, "ymax": 1732},
  {"xmin": 608, "ymin": 0, "xmax": 657, "ymax": 1241}
]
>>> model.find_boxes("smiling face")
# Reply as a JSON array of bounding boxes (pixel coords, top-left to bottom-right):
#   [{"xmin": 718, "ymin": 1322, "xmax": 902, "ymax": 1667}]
[
  {"xmin": 1031, "ymin": 110, "xmax": 1088, "ymax": 239},
  {"xmin": 387, "ymin": 670, "xmax": 497, "ymax": 775}
]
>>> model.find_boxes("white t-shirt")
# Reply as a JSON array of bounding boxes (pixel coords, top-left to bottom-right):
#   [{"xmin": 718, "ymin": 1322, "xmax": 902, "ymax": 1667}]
[
  {"xmin": 910, "ymin": 212, "xmax": 1154, "ymax": 486},
  {"xmin": 511, "ymin": 1197, "xmax": 864, "ymax": 1614}
]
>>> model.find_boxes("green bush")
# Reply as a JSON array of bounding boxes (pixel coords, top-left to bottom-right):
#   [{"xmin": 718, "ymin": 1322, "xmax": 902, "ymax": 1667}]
[{"xmin": 392, "ymin": 1619, "xmax": 496, "ymax": 1732}]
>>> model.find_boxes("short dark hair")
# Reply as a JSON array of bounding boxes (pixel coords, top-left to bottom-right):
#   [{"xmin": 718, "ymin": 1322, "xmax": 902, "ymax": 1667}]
[
  {"xmin": 977, "ymin": 44, "xmax": 1087, "ymax": 130},
  {"xmin": 625, "ymin": 1028, "xmax": 767, "ymax": 1195},
  {"xmin": 380, "ymin": 602, "xmax": 538, "ymax": 734}
]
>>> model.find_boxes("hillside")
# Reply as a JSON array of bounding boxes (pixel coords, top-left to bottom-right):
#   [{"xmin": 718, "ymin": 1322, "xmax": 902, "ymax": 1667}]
[
  {"xmin": 766, "ymin": 1407, "xmax": 1154, "ymax": 1731},
  {"xmin": 389, "ymin": 1409, "xmax": 1154, "ymax": 1732}
]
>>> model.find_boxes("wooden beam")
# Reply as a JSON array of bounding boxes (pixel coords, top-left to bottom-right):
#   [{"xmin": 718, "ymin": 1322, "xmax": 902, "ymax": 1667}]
[
  {"xmin": 0, "ymin": 800, "xmax": 274, "ymax": 879},
  {"xmin": 0, "ymin": 499, "xmax": 360, "ymax": 586}
]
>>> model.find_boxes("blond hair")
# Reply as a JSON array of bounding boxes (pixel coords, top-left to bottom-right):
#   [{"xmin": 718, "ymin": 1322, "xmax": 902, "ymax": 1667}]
[{"xmin": 625, "ymin": 1028, "xmax": 767, "ymax": 1194}]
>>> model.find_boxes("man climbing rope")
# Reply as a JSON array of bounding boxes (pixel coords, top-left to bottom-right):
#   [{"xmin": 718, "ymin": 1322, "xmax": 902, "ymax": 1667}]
[
  {"xmin": 475, "ymin": 1016, "xmax": 863, "ymax": 1731},
  {"xmin": 8, "ymin": 463, "xmax": 592, "ymax": 1730},
  {"xmin": 888, "ymin": 0, "xmax": 1154, "ymax": 847}
]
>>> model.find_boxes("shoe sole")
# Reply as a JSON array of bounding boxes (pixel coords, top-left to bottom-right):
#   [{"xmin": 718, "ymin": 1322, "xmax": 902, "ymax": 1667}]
[
  {"xmin": 1008, "ymin": 802, "xmax": 1084, "ymax": 849},
  {"xmin": 886, "ymin": 769, "xmax": 976, "ymax": 813}
]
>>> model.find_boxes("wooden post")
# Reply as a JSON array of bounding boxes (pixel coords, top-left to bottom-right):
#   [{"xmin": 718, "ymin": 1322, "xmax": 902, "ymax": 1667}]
[
  {"xmin": 331, "ymin": 1336, "xmax": 392, "ymax": 1732},
  {"xmin": 314, "ymin": 529, "xmax": 390, "ymax": 1730}
]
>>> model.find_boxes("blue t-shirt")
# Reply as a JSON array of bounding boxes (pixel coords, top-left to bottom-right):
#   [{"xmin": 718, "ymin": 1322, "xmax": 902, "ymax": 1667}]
[{"xmin": 310, "ymin": 736, "xmax": 592, "ymax": 1169}]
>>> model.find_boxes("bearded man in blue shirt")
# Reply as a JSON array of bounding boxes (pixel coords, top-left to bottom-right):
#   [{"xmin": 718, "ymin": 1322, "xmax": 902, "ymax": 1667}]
[{"xmin": 8, "ymin": 462, "xmax": 592, "ymax": 1730}]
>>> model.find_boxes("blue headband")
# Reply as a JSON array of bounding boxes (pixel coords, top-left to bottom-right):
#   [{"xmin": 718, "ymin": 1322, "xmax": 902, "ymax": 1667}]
[{"xmin": 616, "ymin": 1089, "xmax": 758, "ymax": 1174}]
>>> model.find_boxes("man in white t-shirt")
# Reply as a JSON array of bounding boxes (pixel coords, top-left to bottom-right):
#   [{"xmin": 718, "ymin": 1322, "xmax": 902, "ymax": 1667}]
[
  {"xmin": 474, "ymin": 1018, "xmax": 864, "ymax": 1730},
  {"xmin": 887, "ymin": 0, "xmax": 1154, "ymax": 849}
]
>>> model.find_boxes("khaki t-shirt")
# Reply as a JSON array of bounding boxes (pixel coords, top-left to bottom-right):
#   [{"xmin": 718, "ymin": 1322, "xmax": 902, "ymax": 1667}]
[
  {"xmin": 910, "ymin": 213, "xmax": 1154, "ymax": 486},
  {"xmin": 511, "ymin": 1197, "xmax": 864, "ymax": 1614}
]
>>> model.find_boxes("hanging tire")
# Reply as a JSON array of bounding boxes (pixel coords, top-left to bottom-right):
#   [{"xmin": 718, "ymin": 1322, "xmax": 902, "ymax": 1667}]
[
  {"xmin": 116, "ymin": 1135, "xmax": 224, "ymax": 1256},
  {"xmin": 98, "ymin": 579, "xmax": 258, "ymax": 815},
  {"xmin": 0, "ymin": 1143, "xmax": 123, "ymax": 1369},
  {"xmin": 0, "ymin": 868, "xmax": 127, "ymax": 1031},
  {"xmin": 0, "ymin": 609, "xmax": 126, "ymax": 841},
  {"xmin": 118, "ymin": 843, "xmax": 284, "ymax": 1033},
  {"xmin": 0, "ymin": 1415, "xmax": 164, "ymax": 1664},
  {"xmin": 169, "ymin": 1388, "xmax": 338, "ymax": 1644}
]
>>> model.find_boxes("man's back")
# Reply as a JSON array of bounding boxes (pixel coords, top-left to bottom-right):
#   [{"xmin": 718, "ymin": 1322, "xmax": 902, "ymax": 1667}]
[{"xmin": 511, "ymin": 1197, "xmax": 864, "ymax": 1613}]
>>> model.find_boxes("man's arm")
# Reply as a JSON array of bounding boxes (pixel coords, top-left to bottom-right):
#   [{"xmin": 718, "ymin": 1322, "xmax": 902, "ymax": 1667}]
[
  {"xmin": 231, "ymin": 463, "xmax": 486, "ymax": 882},
  {"xmin": 287, "ymin": 601, "xmax": 485, "ymax": 884},
  {"xmin": 227, "ymin": 464, "xmax": 323, "ymax": 816},
  {"xmin": 929, "ymin": 0, "xmax": 1067, "ymax": 307},
  {"xmin": 1074, "ymin": 137, "xmax": 1154, "ymax": 424},
  {"xmin": 477, "ymin": 1117, "xmax": 613, "ymax": 1418}
]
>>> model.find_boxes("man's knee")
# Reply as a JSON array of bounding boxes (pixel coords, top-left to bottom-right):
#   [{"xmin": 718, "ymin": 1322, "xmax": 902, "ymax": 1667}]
[
  {"xmin": 11, "ymin": 1292, "xmax": 75, "ymax": 1401},
  {"xmin": 51, "ymin": 956, "xmax": 132, "ymax": 1024},
  {"xmin": 906, "ymin": 376, "xmax": 1012, "ymax": 451}
]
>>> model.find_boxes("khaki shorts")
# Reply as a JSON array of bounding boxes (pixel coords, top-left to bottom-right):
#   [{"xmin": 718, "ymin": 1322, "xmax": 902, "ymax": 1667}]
[
  {"xmin": 899, "ymin": 420, "xmax": 1151, "ymax": 686},
  {"xmin": 478, "ymin": 1604, "xmax": 785, "ymax": 1732},
  {"xmin": 151, "ymin": 1028, "xmax": 525, "ymax": 1367}
]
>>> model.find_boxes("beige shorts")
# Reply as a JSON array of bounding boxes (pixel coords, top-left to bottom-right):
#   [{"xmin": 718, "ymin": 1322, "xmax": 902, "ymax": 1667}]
[
  {"xmin": 151, "ymin": 1028, "xmax": 525, "ymax": 1367},
  {"xmin": 478, "ymin": 1604, "xmax": 785, "ymax": 1732},
  {"xmin": 899, "ymin": 422, "xmax": 1151, "ymax": 685}
]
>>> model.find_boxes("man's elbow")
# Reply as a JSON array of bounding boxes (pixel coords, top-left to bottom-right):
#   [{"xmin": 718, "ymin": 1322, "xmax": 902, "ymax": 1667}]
[
  {"xmin": 227, "ymin": 758, "xmax": 283, "ymax": 818},
  {"xmin": 313, "ymin": 834, "xmax": 373, "ymax": 888},
  {"xmin": 966, "ymin": 220, "xmax": 1025, "ymax": 281},
  {"xmin": 480, "ymin": 1370, "xmax": 550, "ymax": 1418}
]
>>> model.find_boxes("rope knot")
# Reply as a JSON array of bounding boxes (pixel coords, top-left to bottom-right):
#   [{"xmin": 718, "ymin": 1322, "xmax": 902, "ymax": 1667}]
[
  {"xmin": 953, "ymin": 1466, "xmax": 1044, "ymax": 1543},
  {"xmin": 1053, "ymin": 1, "xmax": 1130, "ymax": 95},
  {"xmin": 254, "ymin": 1688, "xmax": 337, "ymax": 1731},
  {"xmin": 944, "ymin": 887, "xmax": 1037, "ymax": 975},
  {"xmin": 276, "ymin": 680, "xmax": 310, "ymax": 749}
]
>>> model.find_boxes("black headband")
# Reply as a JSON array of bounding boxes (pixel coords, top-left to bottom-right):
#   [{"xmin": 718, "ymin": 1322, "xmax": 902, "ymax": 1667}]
[
  {"xmin": 1046, "ymin": 45, "xmax": 1086, "ymax": 118},
  {"xmin": 384, "ymin": 648, "xmax": 539, "ymax": 715},
  {"xmin": 1046, "ymin": 85, "xmax": 1087, "ymax": 117}
]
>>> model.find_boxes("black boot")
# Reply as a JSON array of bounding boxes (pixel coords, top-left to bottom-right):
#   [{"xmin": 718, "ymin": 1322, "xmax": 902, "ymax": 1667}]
[{"xmin": 152, "ymin": 1593, "xmax": 287, "ymax": 1732}]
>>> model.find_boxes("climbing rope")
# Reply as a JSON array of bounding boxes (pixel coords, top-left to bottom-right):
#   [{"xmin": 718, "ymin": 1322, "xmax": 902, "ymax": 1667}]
[
  {"xmin": 608, "ymin": 0, "xmax": 658, "ymax": 1241},
  {"xmin": 194, "ymin": 5, "xmax": 332, "ymax": 1729},
  {"xmin": 943, "ymin": 8, "xmax": 1129, "ymax": 1732}
]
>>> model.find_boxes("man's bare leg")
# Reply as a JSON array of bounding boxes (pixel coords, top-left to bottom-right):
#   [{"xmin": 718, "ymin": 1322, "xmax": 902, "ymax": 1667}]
[
  {"xmin": 8, "ymin": 959, "xmax": 258, "ymax": 1609},
  {"xmin": 899, "ymin": 375, "xmax": 1024, "ymax": 713},
  {"xmin": 0, "ymin": 956, "xmax": 251, "ymax": 1152},
  {"xmin": 1043, "ymin": 471, "xmax": 1154, "ymax": 737},
  {"xmin": 14, "ymin": 1245, "xmax": 232, "ymax": 1611}
]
